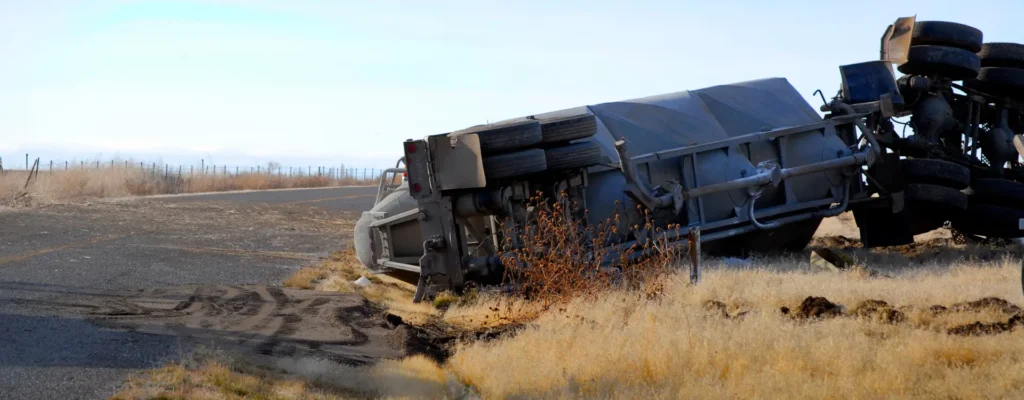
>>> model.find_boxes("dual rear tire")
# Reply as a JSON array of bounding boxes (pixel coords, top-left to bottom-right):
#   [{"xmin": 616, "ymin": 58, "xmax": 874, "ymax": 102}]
[
  {"xmin": 457, "ymin": 114, "xmax": 604, "ymax": 181},
  {"xmin": 898, "ymin": 21, "xmax": 983, "ymax": 80}
]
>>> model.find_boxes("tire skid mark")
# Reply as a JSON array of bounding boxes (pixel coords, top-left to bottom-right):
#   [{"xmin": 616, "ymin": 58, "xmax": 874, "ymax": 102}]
[{"xmin": 80, "ymin": 284, "xmax": 409, "ymax": 363}]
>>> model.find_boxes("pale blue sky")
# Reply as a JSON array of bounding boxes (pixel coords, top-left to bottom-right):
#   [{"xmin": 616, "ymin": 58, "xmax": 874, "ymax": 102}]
[{"xmin": 2, "ymin": 0, "xmax": 1021, "ymax": 168}]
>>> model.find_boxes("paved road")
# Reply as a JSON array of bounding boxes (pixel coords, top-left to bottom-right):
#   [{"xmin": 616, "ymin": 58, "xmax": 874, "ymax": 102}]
[
  {"xmin": 0, "ymin": 186, "xmax": 378, "ymax": 400},
  {"xmin": 153, "ymin": 186, "xmax": 378, "ymax": 210}
]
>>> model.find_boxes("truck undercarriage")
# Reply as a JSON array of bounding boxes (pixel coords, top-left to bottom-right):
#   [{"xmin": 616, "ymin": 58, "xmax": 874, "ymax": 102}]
[{"xmin": 354, "ymin": 16, "xmax": 1024, "ymax": 301}]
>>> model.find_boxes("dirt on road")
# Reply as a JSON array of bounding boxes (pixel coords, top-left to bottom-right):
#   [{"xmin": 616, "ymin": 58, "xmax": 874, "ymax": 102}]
[{"xmin": 72, "ymin": 284, "xmax": 447, "ymax": 366}]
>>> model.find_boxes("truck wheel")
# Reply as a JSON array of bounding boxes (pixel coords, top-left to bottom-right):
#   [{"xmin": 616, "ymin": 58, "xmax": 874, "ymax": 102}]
[
  {"xmin": 901, "ymin": 158, "xmax": 971, "ymax": 189},
  {"xmin": 905, "ymin": 183, "xmax": 969, "ymax": 210},
  {"xmin": 978, "ymin": 43, "xmax": 1024, "ymax": 68},
  {"xmin": 539, "ymin": 114, "xmax": 598, "ymax": 144},
  {"xmin": 971, "ymin": 178, "xmax": 1024, "ymax": 208},
  {"xmin": 904, "ymin": 183, "xmax": 968, "ymax": 235},
  {"xmin": 897, "ymin": 45, "xmax": 980, "ymax": 80},
  {"xmin": 482, "ymin": 148, "xmax": 547, "ymax": 180},
  {"xmin": 951, "ymin": 204, "xmax": 1024, "ymax": 239},
  {"xmin": 973, "ymin": 67, "xmax": 1024, "ymax": 98},
  {"xmin": 911, "ymin": 21, "xmax": 983, "ymax": 53},
  {"xmin": 544, "ymin": 141, "xmax": 603, "ymax": 171},
  {"xmin": 454, "ymin": 120, "xmax": 543, "ymax": 154}
]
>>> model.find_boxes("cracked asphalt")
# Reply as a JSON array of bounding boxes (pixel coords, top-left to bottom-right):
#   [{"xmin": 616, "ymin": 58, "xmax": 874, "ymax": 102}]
[{"xmin": 0, "ymin": 186, "xmax": 377, "ymax": 399}]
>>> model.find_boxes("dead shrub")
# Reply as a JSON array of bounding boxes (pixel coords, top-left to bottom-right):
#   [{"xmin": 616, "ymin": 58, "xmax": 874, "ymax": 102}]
[{"xmin": 496, "ymin": 192, "xmax": 687, "ymax": 312}]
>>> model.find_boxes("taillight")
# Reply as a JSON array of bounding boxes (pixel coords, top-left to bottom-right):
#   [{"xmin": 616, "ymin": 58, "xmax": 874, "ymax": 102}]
[
  {"xmin": 405, "ymin": 142, "xmax": 416, "ymax": 154},
  {"xmin": 412, "ymin": 183, "xmax": 422, "ymax": 193}
]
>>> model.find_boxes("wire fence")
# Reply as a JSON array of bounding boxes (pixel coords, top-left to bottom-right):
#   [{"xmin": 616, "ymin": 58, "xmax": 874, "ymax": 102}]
[{"xmin": 0, "ymin": 155, "xmax": 386, "ymax": 181}]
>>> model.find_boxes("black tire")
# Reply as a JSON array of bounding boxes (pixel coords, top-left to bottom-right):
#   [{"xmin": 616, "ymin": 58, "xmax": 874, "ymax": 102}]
[
  {"xmin": 971, "ymin": 178, "xmax": 1024, "ymax": 208},
  {"xmin": 544, "ymin": 141, "xmax": 603, "ymax": 171},
  {"xmin": 482, "ymin": 148, "xmax": 547, "ymax": 180},
  {"xmin": 455, "ymin": 120, "xmax": 543, "ymax": 154},
  {"xmin": 951, "ymin": 204, "xmax": 1024, "ymax": 239},
  {"xmin": 973, "ymin": 67, "xmax": 1024, "ymax": 98},
  {"xmin": 539, "ymin": 114, "xmax": 598, "ymax": 144},
  {"xmin": 978, "ymin": 43, "xmax": 1024, "ymax": 68},
  {"xmin": 904, "ymin": 183, "xmax": 969, "ymax": 210},
  {"xmin": 911, "ymin": 21, "xmax": 983, "ymax": 53},
  {"xmin": 897, "ymin": 45, "xmax": 980, "ymax": 80},
  {"xmin": 904, "ymin": 183, "xmax": 968, "ymax": 235},
  {"xmin": 901, "ymin": 158, "xmax": 971, "ymax": 189}
]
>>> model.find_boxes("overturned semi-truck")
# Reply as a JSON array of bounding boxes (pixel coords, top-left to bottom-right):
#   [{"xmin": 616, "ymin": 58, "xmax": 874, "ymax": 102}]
[{"xmin": 354, "ymin": 16, "xmax": 1024, "ymax": 301}]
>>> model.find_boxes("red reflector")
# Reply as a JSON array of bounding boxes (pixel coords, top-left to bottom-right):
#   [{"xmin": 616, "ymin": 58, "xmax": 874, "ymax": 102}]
[
  {"xmin": 412, "ymin": 183, "xmax": 422, "ymax": 193},
  {"xmin": 405, "ymin": 142, "xmax": 416, "ymax": 154}
]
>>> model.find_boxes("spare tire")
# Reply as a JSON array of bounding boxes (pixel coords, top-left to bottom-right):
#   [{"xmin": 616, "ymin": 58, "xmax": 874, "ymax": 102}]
[
  {"xmin": 978, "ymin": 42, "xmax": 1024, "ymax": 68},
  {"xmin": 971, "ymin": 178, "xmax": 1024, "ymax": 208},
  {"xmin": 539, "ymin": 114, "xmax": 598, "ymax": 144},
  {"xmin": 951, "ymin": 203, "xmax": 1024, "ymax": 239},
  {"xmin": 897, "ymin": 45, "xmax": 980, "ymax": 80},
  {"xmin": 901, "ymin": 158, "xmax": 971, "ymax": 189},
  {"xmin": 544, "ymin": 141, "xmax": 603, "ymax": 171},
  {"xmin": 482, "ymin": 148, "xmax": 547, "ymax": 180},
  {"xmin": 454, "ymin": 120, "xmax": 543, "ymax": 154},
  {"xmin": 911, "ymin": 21, "xmax": 983, "ymax": 53}
]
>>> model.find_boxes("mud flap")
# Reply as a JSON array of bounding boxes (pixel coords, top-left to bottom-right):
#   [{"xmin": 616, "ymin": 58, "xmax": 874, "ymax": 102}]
[
  {"xmin": 853, "ymin": 201, "xmax": 915, "ymax": 248},
  {"xmin": 413, "ymin": 236, "xmax": 446, "ymax": 303}
]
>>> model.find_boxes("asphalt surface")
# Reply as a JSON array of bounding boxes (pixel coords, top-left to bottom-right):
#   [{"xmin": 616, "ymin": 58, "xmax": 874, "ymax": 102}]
[{"xmin": 0, "ymin": 186, "xmax": 377, "ymax": 400}]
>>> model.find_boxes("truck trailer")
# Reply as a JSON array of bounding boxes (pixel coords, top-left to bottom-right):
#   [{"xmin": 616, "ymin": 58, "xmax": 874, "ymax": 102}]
[{"xmin": 354, "ymin": 16, "xmax": 1024, "ymax": 301}]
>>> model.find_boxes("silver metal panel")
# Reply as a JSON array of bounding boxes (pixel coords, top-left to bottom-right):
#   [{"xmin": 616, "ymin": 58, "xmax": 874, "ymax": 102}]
[
  {"xmin": 431, "ymin": 134, "xmax": 486, "ymax": 191},
  {"xmin": 370, "ymin": 208, "xmax": 420, "ymax": 228}
]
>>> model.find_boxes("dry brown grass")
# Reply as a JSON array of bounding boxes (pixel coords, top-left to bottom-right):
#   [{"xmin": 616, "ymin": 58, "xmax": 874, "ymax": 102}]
[
  {"xmin": 445, "ymin": 255, "xmax": 1024, "ymax": 398},
  {"xmin": 112, "ymin": 348, "xmax": 361, "ymax": 400},
  {"xmin": 112, "ymin": 347, "xmax": 470, "ymax": 399},
  {"xmin": 0, "ymin": 166, "xmax": 373, "ymax": 205}
]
